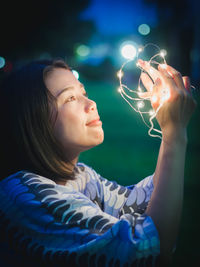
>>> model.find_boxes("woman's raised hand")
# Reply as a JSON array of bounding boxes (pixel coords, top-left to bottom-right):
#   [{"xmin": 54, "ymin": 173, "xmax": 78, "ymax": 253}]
[{"xmin": 137, "ymin": 59, "xmax": 197, "ymax": 142}]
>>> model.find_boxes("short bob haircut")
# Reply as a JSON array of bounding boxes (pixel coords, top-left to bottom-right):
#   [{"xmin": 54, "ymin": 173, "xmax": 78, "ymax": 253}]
[{"xmin": 0, "ymin": 59, "xmax": 77, "ymax": 183}]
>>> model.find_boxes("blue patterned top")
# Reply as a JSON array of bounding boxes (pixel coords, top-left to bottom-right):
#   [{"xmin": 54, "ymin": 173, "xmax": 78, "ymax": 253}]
[{"xmin": 0, "ymin": 163, "xmax": 160, "ymax": 267}]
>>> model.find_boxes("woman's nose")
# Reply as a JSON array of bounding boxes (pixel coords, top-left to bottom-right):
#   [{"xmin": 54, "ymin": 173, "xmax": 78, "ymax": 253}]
[{"xmin": 85, "ymin": 98, "xmax": 97, "ymax": 113}]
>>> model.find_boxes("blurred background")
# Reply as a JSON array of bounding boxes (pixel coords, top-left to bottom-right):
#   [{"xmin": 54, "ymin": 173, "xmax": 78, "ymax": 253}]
[{"xmin": 0, "ymin": 0, "xmax": 199, "ymax": 266}]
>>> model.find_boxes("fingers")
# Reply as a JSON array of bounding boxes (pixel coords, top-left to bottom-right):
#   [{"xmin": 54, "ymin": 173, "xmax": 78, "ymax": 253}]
[
  {"xmin": 137, "ymin": 61, "xmax": 195, "ymax": 111},
  {"xmin": 137, "ymin": 59, "xmax": 160, "ymax": 82},
  {"xmin": 151, "ymin": 78, "xmax": 162, "ymax": 110},
  {"xmin": 163, "ymin": 64, "xmax": 185, "ymax": 90},
  {"xmin": 138, "ymin": 60, "xmax": 187, "ymax": 94},
  {"xmin": 182, "ymin": 76, "xmax": 197, "ymax": 108},
  {"xmin": 140, "ymin": 72, "xmax": 154, "ymax": 92},
  {"xmin": 183, "ymin": 76, "xmax": 191, "ymax": 93},
  {"xmin": 138, "ymin": 91, "xmax": 151, "ymax": 99},
  {"xmin": 157, "ymin": 64, "xmax": 177, "ymax": 98}
]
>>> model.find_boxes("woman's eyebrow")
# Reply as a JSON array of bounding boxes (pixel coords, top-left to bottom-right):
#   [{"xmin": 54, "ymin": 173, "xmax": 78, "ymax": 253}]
[
  {"xmin": 56, "ymin": 86, "xmax": 74, "ymax": 99},
  {"xmin": 56, "ymin": 83, "xmax": 85, "ymax": 99}
]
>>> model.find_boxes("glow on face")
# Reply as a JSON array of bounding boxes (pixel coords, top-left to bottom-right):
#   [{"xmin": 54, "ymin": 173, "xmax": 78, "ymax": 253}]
[{"xmin": 45, "ymin": 68, "xmax": 104, "ymax": 158}]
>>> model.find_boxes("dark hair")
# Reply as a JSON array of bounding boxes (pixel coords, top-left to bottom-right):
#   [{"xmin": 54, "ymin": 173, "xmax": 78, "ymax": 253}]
[{"xmin": 0, "ymin": 59, "xmax": 77, "ymax": 183}]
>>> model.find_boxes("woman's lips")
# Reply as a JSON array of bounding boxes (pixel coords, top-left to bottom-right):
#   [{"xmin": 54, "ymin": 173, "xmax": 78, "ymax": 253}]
[{"xmin": 86, "ymin": 117, "xmax": 102, "ymax": 126}]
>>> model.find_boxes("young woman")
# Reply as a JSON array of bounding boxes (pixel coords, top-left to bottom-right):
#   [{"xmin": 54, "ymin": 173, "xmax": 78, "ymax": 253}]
[{"xmin": 0, "ymin": 59, "xmax": 196, "ymax": 267}]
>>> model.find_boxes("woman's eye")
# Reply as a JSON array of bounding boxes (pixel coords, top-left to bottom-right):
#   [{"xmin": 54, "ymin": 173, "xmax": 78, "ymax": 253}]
[{"xmin": 65, "ymin": 96, "xmax": 76, "ymax": 103}]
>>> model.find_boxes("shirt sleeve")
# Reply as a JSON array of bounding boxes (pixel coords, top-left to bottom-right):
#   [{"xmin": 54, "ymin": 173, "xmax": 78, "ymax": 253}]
[
  {"xmin": 79, "ymin": 163, "xmax": 154, "ymax": 217},
  {"xmin": 0, "ymin": 171, "xmax": 160, "ymax": 267}
]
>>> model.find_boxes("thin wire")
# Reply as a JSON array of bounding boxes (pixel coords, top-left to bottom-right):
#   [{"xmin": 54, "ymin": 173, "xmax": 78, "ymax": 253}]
[
  {"xmin": 118, "ymin": 43, "xmax": 167, "ymax": 139},
  {"xmin": 118, "ymin": 43, "xmax": 198, "ymax": 139}
]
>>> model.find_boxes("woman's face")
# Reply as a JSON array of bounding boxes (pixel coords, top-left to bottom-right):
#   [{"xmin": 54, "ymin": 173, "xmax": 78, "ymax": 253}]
[{"xmin": 45, "ymin": 68, "xmax": 104, "ymax": 160}]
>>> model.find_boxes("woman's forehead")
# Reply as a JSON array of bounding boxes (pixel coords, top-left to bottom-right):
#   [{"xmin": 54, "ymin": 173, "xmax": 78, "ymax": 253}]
[{"xmin": 45, "ymin": 68, "xmax": 79, "ymax": 95}]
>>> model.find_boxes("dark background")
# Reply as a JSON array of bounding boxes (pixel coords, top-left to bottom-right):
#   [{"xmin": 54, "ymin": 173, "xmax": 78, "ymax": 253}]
[{"xmin": 0, "ymin": 0, "xmax": 200, "ymax": 266}]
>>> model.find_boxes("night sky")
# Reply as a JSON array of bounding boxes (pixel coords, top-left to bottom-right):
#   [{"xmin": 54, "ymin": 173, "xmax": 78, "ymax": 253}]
[
  {"xmin": 80, "ymin": 0, "xmax": 158, "ymax": 35},
  {"xmin": 1, "ymin": 0, "xmax": 200, "ymax": 84}
]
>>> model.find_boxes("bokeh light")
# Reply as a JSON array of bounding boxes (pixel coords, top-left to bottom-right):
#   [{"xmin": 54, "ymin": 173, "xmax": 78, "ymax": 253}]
[
  {"xmin": 0, "ymin": 57, "xmax": 6, "ymax": 68},
  {"xmin": 76, "ymin": 44, "xmax": 90, "ymax": 57},
  {"xmin": 120, "ymin": 43, "xmax": 137, "ymax": 60},
  {"xmin": 138, "ymin": 24, "xmax": 150, "ymax": 35},
  {"xmin": 160, "ymin": 49, "xmax": 167, "ymax": 57}
]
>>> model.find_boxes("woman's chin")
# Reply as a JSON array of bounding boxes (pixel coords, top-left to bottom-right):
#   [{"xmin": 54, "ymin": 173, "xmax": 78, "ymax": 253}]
[{"xmin": 84, "ymin": 134, "xmax": 104, "ymax": 151}]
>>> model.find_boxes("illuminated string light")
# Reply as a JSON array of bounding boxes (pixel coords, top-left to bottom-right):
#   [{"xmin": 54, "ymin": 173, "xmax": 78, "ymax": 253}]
[
  {"xmin": 161, "ymin": 88, "xmax": 170, "ymax": 102},
  {"xmin": 117, "ymin": 43, "xmax": 170, "ymax": 139},
  {"xmin": 137, "ymin": 101, "xmax": 145, "ymax": 109},
  {"xmin": 121, "ymin": 44, "xmax": 137, "ymax": 60},
  {"xmin": 138, "ymin": 47, "xmax": 144, "ymax": 53},
  {"xmin": 151, "ymin": 95, "xmax": 158, "ymax": 103},
  {"xmin": 117, "ymin": 43, "xmax": 197, "ymax": 139},
  {"xmin": 160, "ymin": 63, "xmax": 167, "ymax": 69},
  {"xmin": 160, "ymin": 49, "xmax": 167, "ymax": 58},
  {"xmin": 118, "ymin": 87, "xmax": 122, "ymax": 93},
  {"xmin": 149, "ymin": 109, "xmax": 155, "ymax": 116},
  {"xmin": 117, "ymin": 70, "xmax": 124, "ymax": 79}
]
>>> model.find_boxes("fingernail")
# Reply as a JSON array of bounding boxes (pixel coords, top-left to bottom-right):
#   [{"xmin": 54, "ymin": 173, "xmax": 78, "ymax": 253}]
[
  {"xmin": 155, "ymin": 77, "xmax": 161, "ymax": 85},
  {"xmin": 186, "ymin": 77, "xmax": 190, "ymax": 86},
  {"xmin": 185, "ymin": 77, "xmax": 191, "ymax": 93},
  {"xmin": 137, "ymin": 59, "xmax": 144, "ymax": 65}
]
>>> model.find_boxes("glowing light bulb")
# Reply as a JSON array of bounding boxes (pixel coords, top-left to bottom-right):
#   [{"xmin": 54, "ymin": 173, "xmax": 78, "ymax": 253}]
[
  {"xmin": 117, "ymin": 70, "xmax": 124, "ymax": 79},
  {"xmin": 151, "ymin": 95, "xmax": 157, "ymax": 103},
  {"xmin": 160, "ymin": 64, "xmax": 167, "ymax": 69},
  {"xmin": 138, "ymin": 47, "xmax": 144, "ymax": 53},
  {"xmin": 149, "ymin": 109, "xmax": 155, "ymax": 116},
  {"xmin": 117, "ymin": 43, "xmax": 180, "ymax": 139},
  {"xmin": 161, "ymin": 88, "xmax": 170, "ymax": 102},
  {"xmin": 160, "ymin": 49, "xmax": 167, "ymax": 58},
  {"xmin": 149, "ymin": 68, "xmax": 154, "ymax": 74},
  {"xmin": 137, "ymin": 101, "xmax": 144, "ymax": 109},
  {"xmin": 118, "ymin": 87, "xmax": 122, "ymax": 93},
  {"xmin": 121, "ymin": 44, "xmax": 137, "ymax": 60}
]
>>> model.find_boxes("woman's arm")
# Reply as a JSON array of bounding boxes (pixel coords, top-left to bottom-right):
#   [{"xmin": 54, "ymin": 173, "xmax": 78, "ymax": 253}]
[
  {"xmin": 138, "ymin": 61, "xmax": 197, "ymax": 264},
  {"xmin": 146, "ymin": 134, "xmax": 186, "ymax": 264}
]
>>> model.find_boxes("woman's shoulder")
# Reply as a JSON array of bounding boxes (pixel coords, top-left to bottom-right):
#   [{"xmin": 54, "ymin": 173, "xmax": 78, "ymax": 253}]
[
  {"xmin": 0, "ymin": 170, "xmax": 56, "ymax": 189},
  {"xmin": 76, "ymin": 162, "xmax": 101, "ymax": 180},
  {"xmin": 0, "ymin": 165, "xmax": 102, "ymax": 196},
  {"xmin": 76, "ymin": 162, "xmax": 91, "ymax": 171}
]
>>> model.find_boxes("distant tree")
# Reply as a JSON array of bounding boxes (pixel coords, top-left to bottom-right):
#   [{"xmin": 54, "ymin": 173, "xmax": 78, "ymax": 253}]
[
  {"xmin": 0, "ymin": 0, "xmax": 95, "ymax": 60},
  {"xmin": 144, "ymin": 0, "xmax": 199, "ymax": 83}
]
